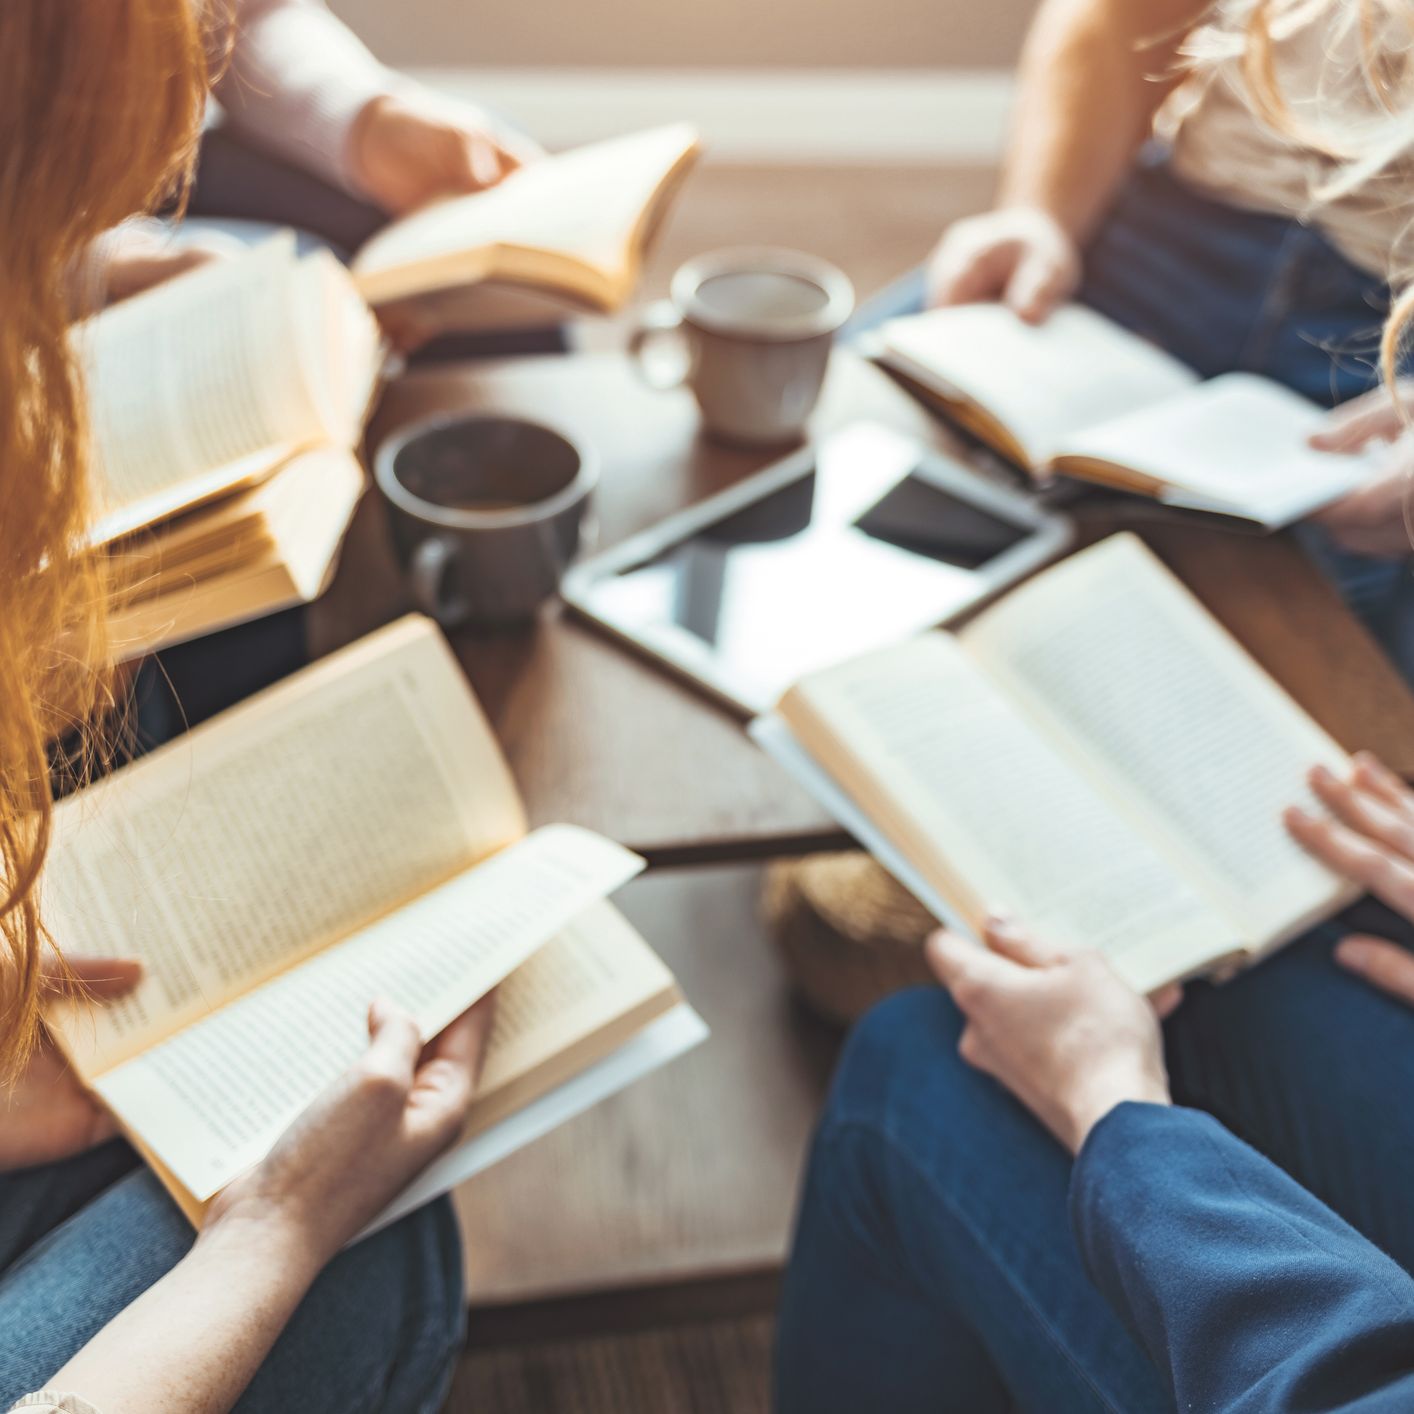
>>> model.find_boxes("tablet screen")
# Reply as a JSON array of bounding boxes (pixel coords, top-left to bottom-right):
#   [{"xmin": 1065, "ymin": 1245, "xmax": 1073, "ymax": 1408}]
[{"xmin": 584, "ymin": 427, "xmax": 1034, "ymax": 703}]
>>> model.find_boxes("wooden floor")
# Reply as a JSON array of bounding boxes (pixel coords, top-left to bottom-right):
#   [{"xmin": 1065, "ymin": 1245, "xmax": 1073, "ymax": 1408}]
[
  {"xmin": 440, "ymin": 161, "xmax": 991, "ymax": 1411},
  {"xmin": 448, "ymin": 1316, "xmax": 775, "ymax": 1414}
]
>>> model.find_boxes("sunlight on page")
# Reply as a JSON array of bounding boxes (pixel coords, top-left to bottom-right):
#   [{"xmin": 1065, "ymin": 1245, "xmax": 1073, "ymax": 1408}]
[
  {"xmin": 95, "ymin": 826, "xmax": 643, "ymax": 1202},
  {"xmin": 785, "ymin": 634, "xmax": 1233, "ymax": 989}
]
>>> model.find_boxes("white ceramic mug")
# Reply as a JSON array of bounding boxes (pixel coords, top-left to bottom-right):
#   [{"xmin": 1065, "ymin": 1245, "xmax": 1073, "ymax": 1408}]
[{"xmin": 629, "ymin": 248, "xmax": 855, "ymax": 447}]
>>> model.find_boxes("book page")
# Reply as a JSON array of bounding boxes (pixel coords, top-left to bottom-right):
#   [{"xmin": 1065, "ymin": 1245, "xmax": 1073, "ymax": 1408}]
[
  {"xmin": 781, "ymin": 635, "xmax": 1237, "ymax": 992},
  {"xmin": 352, "ymin": 124, "xmax": 698, "ymax": 302},
  {"xmin": 477, "ymin": 901, "xmax": 675, "ymax": 1098},
  {"xmin": 880, "ymin": 304, "xmax": 1198, "ymax": 468},
  {"xmin": 78, "ymin": 238, "xmax": 338, "ymax": 540},
  {"xmin": 963, "ymin": 534, "xmax": 1355, "ymax": 943},
  {"xmin": 45, "ymin": 617, "xmax": 525, "ymax": 1077},
  {"xmin": 1053, "ymin": 374, "xmax": 1378, "ymax": 526},
  {"xmin": 366, "ymin": 1001, "xmax": 706, "ymax": 1242},
  {"xmin": 292, "ymin": 250, "xmax": 384, "ymax": 445},
  {"xmin": 105, "ymin": 449, "xmax": 367, "ymax": 662},
  {"xmin": 92, "ymin": 826, "xmax": 644, "ymax": 1201}
]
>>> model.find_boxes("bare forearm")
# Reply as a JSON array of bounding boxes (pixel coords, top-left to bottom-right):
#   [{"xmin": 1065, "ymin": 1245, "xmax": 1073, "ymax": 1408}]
[
  {"xmin": 45, "ymin": 1214, "xmax": 323, "ymax": 1414},
  {"xmin": 999, "ymin": 0, "xmax": 1210, "ymax": 241}
]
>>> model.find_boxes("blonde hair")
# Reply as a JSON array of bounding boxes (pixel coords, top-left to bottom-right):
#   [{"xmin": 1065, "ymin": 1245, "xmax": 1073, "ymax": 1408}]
[
  {"xmin": 0, "ymin": 1, "xmax": 211, "ymax": 1077},
  {"xmin": 1235, "ymin": 0, "xmax": 1414, "ymax": 380}
]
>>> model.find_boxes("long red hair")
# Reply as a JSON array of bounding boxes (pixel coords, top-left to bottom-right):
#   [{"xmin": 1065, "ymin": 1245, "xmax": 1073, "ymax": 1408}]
[{"xmin": 0, "ymin": 1, "xmax": 211, "ymax": 1075}]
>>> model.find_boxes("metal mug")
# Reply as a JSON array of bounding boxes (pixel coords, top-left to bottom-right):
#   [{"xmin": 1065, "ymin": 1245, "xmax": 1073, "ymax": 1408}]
[{"xmin": 375, "ymin": 413, "xmax": 596, "ymax": 628}]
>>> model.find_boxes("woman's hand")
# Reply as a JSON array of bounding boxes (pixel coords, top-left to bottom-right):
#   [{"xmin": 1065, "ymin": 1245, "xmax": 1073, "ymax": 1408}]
[
  {"xmin": 205, "ymin": 996, "xmax": 493, "ymax": 1271},
  {"xmin": 1310, "ymin": 413, "xmax": 1414, "ymax": 557},
  {"xmin": 1285, "ymin": 753, "xmax": 1414, "ymax": 1008},
  {"xmin": 924, "ymin": 206, "xmax": 1082, "ymax": 323},
  {"xmin": 0, "ymin": 956, "xmax": 143, "ymax": 1172},
  {"xmin": 925, "ymin": 918, "xmax": 1176, "ymax": 1154},
  {"xmin": 42, "ymin": 996, "xmax": 493, "ymax": 1414},
  {"xmin": 1310, "ymin": 457, "xmax": 1413, "ymax": 557},
  {"xmin": 1310, "ymin": 380, "xmax": 1414, "ymax": 454},
  {"xmin": 350, "ymin": 93, "xmax": 543, "ymax": 216}
]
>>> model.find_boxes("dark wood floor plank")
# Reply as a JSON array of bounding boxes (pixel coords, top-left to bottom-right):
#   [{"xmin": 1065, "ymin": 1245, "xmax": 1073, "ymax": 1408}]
[{"xmin": 446, "ymin": 1316, "xmax": 775, "ymax": 1414}]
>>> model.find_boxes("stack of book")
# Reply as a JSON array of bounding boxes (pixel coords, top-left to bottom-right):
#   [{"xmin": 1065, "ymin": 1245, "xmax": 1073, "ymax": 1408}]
[{"xmin": 79, "ymin": 124, "xmax": 702, "ymax": 659}]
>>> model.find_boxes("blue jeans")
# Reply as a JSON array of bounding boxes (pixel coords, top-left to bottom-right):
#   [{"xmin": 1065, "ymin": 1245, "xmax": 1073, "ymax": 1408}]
[
  {"xmin": 0, "ymin": 1143, "xmax": 465, "ymax": 1411},
  {"xmin": 847, "ymin": 156, "xmax": 1414, "ymax": 668},
  {"xmin": 774, "ymin": 904, "xmax": 1414, "ymax": 1412},
  {"xmin": 850, "ymin": 153, "xmax": 1388, "ymax": 404}
]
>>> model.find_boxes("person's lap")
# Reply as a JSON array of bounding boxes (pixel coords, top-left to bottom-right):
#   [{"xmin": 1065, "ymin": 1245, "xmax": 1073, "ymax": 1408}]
[
  {"xmin": 775, "ymin": 988, "xmax": 1169, "ymax": 1414},
  {"xmin": 776, "ymin": 906, "xmax": 1414, "ymax": 1413},
  {"xmin": 1077, "ymin": 152, "xmax": 1386, "ymax": 406},
  {"xmin": 1164, "ymin": 900, "xmax": 1414, "ymax": 1253},
  {"xmin": 847, "ymin": 154, "xmax": 1412, "ymax": 669},
  {"xmin": 0, "ymin": 1142, "xmax": 465, "ymax": 1413},
  {"xmin": 851, "ymin": 152, "xmax": 1387, "ymax": 404}
]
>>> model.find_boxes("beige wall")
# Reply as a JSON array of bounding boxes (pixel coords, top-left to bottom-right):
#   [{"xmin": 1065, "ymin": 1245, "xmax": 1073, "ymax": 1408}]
[{"xmin": 329, "ymin": 0, "xmax": 1033, "ymax": 70}]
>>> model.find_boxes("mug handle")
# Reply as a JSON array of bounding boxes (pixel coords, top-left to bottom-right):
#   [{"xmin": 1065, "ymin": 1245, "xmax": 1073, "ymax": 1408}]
[
  {"xmin": 410, "ymin": 537, "xmax": 473, "ymax": 628},
  {"xmin": 628, "ymin": 301, "xmax": 689, "ymax": 390}
]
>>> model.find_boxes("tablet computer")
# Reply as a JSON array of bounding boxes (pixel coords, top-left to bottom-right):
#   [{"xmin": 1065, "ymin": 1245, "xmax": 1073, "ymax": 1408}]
[{"xmin": 562, "ymin": 421, "xmax": 1072, "ymax": 715}]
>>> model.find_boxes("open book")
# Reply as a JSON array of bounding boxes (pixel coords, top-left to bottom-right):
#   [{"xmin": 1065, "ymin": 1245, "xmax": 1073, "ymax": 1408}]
[
  {"xmin": 42, "ymin": 615, "xmax": 703, "ymax": 1227},
  {"xmin": 350, "ymin": 124, "xmax": 701, "ymax": 312},
  {"xmin": 80, "ymin": 234, "xmax": 381, "ymax": 545},
  {"xmin": 875, "ymin": 304, "xmax": 1378, "ymax": 529},
  {"xmin": 754, "ymin": 534, "xmax": 1356, "ymax": 995},
  {"xmin": 78, "ymin": 235, "xmax": 381, "ymax": 657},
  {"xmin": 105, "ymin": 447, "xmax": 365, "ymax": 662}
]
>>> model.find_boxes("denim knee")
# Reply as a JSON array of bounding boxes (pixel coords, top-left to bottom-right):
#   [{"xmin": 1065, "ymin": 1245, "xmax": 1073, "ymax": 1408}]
[
  {"xmin": 237, "ymin": 1196, "xmax": 466, "ymax": 1414},
  {"xmin": 825, "ymin": 986, "xmax": 966, "ymax": 1132},
  {"xmin": 820, "ymin": 984, "xmax": 1070, "ymax": 1217},
  {"xmin": 388, "ymin": 1198, "xmax": 467, "ymax": 1414}
]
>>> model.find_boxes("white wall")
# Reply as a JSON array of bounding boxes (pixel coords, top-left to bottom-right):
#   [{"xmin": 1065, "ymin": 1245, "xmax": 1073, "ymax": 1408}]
[{"xmin": 328, "ymin": 0, "xmax": 1034, "ymax": 70}]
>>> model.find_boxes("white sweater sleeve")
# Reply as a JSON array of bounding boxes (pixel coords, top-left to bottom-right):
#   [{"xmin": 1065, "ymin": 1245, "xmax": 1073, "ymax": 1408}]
[{"xmin": 211, "ymin": 0, "xmax": 402, "ymax": 193}]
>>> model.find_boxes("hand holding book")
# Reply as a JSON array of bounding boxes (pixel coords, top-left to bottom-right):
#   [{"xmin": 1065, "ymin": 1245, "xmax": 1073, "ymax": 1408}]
[
  {"xmin": 925, "ymin": 918, "xmax": 1176, "ymax": 1155},
  {"xmin": 1308, "ymin": 384, "xmax": 1414, "ymax": 556},
  {"xmin": 917, "ymin": 746, "xmax": 1414, "ymax": 1150},
  {"xmin": 42, "ymin": 616, "xmax": 701, "ymax": 1226},
  {"xmin": 348, "ymin": 90, "xmax": 542, "ymax": 215},
  {"xmin": 875, "ymin": 303, "xmax": 1384, "ymax": 529},
  {"xmin": 760, "ymin": 534, "xmax": 1359, "ymax": 995},
  {"xmin": 1285, "ymin": 752, "xmax": 1414, "ymax": 1011},
  {"xmin": 0, "ymin": 956, "xmax": 143, "ymax": 1172},
  {"xmin": 204, "ymin": 995, "xmax": 495, "ymax": 1273}
]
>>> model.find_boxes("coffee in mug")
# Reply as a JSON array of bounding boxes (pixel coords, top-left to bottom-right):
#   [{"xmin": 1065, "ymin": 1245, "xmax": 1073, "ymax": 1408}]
[
  {"xmin": 375, "ymin": 413, "xmax": 596, "ymax": 628},
  {"xmin": 629, "ymin": 248, "xmax": 854, "ymax": 447}
]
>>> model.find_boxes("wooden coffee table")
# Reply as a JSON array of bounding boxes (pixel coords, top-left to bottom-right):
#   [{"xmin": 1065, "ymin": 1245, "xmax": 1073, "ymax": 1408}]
[
  {"xmin": 313, "ymin": 349, "xmax": 1414, "ymax": 1332},
  {"xmin": 325, "ymin": 349, "xmax": 1414, "ymax": 860}
]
